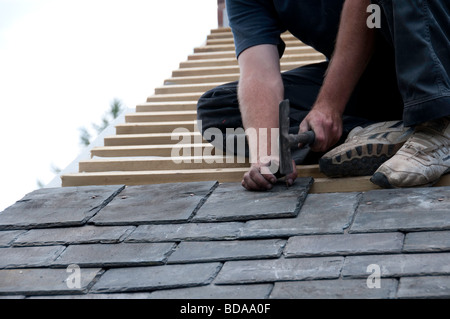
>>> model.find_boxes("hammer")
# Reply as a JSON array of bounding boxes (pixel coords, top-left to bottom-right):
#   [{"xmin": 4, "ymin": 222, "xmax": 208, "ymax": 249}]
[{"xmin": 278, "ymin": 99, "xmax": 315, "ymax": 176}]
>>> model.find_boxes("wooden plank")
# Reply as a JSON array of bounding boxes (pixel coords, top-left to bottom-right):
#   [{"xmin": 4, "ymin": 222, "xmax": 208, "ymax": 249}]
[
  {"xmin": 125, "ymin": 111, "xmax": 197, "ymax": 123},
  {"xmin": 61, "ymin": 164, "xmax": 323, "ymax": 188},
  {"xmin": 171, "ymin": 60, "xmax": 325, "ymax": 78},
  {"xmin": 104, "ymin": 132, "xmax": 204, "ymax": 146},
  {"xmin": 136, "ymin": 101, "xmax": 197, "ymax": 112},
  {"xmin": 194, "ymin": 40, "xmax": 306, "ymax": 53},
  {"xmin": 187, "ymin": 46, "xmax": 318, "ymax": 61},
  {"xmin": 205, "ymin": 38, "xmax": 235, "ymax": 45},
  {"xmin": 210, "ymin": 27, "xmax": 231, "ymax": 33},
  {"xmin": 79, "ymin": 160, "xmax": 321, "ymax": 175},
  {"xmin": 154, "ymin": 82, "xmax": 222, "ymax": 95},
  {"xmin": 207, "ymin": 32, "xmax": 233, "ymax": 40},
  {"xmin": 206, "ymin": 32, "xmax": 296, "ymax": 43},
  {"xmin": 310, "ymin": 174, "xmax": 450, "ymax": 194},
  {"xmin": 79, "ymin": 156, "xmax": 249, "ymax": 172},
  {"xmin": 90, "ymin": 143, "xmax": 215, "ymax": 158},
  {"xmin": 181, "ymin": 58, "xmax": 239, "ymax": 68},
  {"xmin": 172, "ymin": 65, "xmax": 240, "ymax": 77},
  {"xmin": 180, "ymin": 53, "xmax": 325, "ymax": 69},
  {"xmin": 146, "ymin": 92, "xmax": 203, "ymax": 102},
  {"xmin": 194, "ymin": 44, "xmax": 235, "ymax": 53},
  {"xmin": 310, "ymin": 176, "xmax": 381, "ymax": 194},
  {"xmin": 61, "ymin": 168, "xmax": 247, "ymax": 187},
  {"xmin": 115, "ymin": 121, "xmax": 198, "ymax": 134},
  {"xmin": 432, "ymin": 174, "xmax": 450, "ymax": 188},
  {"xmin": 164, "ymin": 74, "xmax": 239, "ymax": 85},
  {"xmin": 188, "ymin": 51, "xmax": 236, "ymax": 60}
]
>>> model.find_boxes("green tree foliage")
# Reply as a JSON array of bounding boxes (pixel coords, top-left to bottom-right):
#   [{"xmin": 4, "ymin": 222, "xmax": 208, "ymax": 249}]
[
  {"xmin": 79, "ymin": 98, "xmax": 124, "ymax": 146},
  {"xmin": 37, "ymin": 98, "xmax": 125, "ymax": 188}
]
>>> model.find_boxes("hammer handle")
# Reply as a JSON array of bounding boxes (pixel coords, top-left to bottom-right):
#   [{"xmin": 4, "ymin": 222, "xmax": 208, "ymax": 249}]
[{"xmin": 288, "ymin": 130, "xmax": 315, "ymax": 147}]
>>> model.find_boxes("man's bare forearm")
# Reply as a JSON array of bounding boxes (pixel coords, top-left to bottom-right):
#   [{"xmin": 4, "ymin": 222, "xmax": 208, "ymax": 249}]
[
  {"xmin": 237, "ymin": 44, "xmax": 299, "ymax": 191},
  {"xmin": 237, "ymin": 44, "xmax": 283, "ymax": 162},
  {"xmin": 300, "ymin": 0, "xmax": 376, "ymax": 151},
  {"xmin": 316, "ymin": 0, "xmax": 375, "ymax": 112}
]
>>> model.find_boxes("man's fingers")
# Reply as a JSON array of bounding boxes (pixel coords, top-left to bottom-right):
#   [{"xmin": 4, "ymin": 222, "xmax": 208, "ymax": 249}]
[
  {"xmin": 310, "ymin": 126, "xmax": 326, "ymax": 152},
  {"xmin": 242, "ymin": 177, "xmax": 264, "ymax": 191},
  {"xmin": 242, "ymin": 167, "xmax": 276, "ymax": 191},
  {"xmin": 286, "ymin": 160, "xmax": 298, "ymax": 186},
  {"xmin": 298, "ymin": 121, "xmax": 311, "ymax": 148}
]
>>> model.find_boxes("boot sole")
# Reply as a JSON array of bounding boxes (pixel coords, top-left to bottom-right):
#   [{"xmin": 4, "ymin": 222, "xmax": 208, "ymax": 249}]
[
  {"xmin": 371, "ymin": 168, "xmax": 450, "ymax": 189},
  {"xmin": 319, "ymin": 143, "xmax": 401, "ymax": 177}
]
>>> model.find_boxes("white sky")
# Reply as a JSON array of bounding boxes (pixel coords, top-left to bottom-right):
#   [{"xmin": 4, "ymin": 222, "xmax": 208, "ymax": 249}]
[{"xmin": 0, "ymin": 0, "xmax": 218, "ymax": 211}]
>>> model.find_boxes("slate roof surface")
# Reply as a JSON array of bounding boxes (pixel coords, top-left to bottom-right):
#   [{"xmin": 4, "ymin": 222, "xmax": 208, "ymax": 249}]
[{"xmin": 1, "ymin": 179, "xmax": 450, "ymax": 299}]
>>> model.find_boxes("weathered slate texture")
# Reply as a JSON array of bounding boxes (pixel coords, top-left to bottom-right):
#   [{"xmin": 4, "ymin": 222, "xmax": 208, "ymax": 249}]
[
  {"xmin": 270, "ymin": 279, "xmax": 398, "ymax": 299},
  {"xmin": 284, "ymin": 233, "xmax": 404, "ymax": 257},
  {"xmin": 91, "ymin": 181, "xmax": 217, "ymax": 225},
  {"xmin": 52, "ymin": 243, "xmax": 175, "ymax": 267},
  {"xmin": 148, "ymin": 284, "xmax": 273, "ymax": 299},
  {"xmin": 167, "ymin": 239, "xmax": 285, "ymax": 263},
  {"xmin": 0, "ymin": 230, "xmax": 26, "ymax": 247},
  {"xmin": 350, "ymin": 187, "xmax": 450, "ymax": 233},
  {"xmin": 92, "ymin": 263, "xmax": 222, "ymax": 293},
  {"xmin": 0, "ymin": 268, "xmax": 101, "ymax": 296},
  {"xmin": 13, "ymin": 226, "xmax": 134, "ymax": 246},
  {"xmin": 0, "ymin": 246, "xmax": 65, "ymax": 268},
  {"xmin": 214, "ymin": 257, "xmax": 343, "ymax": 284},
  {"xmin": 403, "ymin": 231, "xmax": 450, "ymax": 253},
  {"xmin": 240, "ymin": 192, "xmax": 360, "ymax": 238},
  {"xmin": 0, "ymin": 185, "xmax": 125, "ymax": 230},
  {"xmin": 193, "ymin": 178, "xmax": 313, "ymax": 222},
  {"xmin": 126, "ymin": 222, "xmax": 244, "ymax": 242},
  {"xmin": 397, "ymin": 276, "xmax": 450, "ymax": 299},
  {"xmin": 342, "ymin": 253, "xmax": 450, "ymax": 278}
]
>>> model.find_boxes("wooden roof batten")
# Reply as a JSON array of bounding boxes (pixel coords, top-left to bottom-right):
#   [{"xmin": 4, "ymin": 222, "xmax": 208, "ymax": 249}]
[{"xmin": 60, "ymin": 26, "xmax": 450, "ymax": 193}]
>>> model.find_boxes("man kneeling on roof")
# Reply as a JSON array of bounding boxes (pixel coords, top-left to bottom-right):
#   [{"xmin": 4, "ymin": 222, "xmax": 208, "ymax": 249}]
[{"xmin": 197, "ymin": 0, "xmax": 450, "ymax": 191}]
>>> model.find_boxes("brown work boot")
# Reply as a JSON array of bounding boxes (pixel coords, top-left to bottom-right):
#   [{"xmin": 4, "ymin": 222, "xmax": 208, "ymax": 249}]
[
  {"xmin": 319, "ymin": 121, "xmax": 413, "ymax": 177},
  {"xmin": 371, "ymin": 116, "xmax": 450, "ymax": 188}
]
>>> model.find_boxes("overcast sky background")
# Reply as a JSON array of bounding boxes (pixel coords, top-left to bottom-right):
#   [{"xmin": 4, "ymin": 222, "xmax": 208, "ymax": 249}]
[{"xmin": 0, "ymin": 0, "xmax": 218, "ymax": 211}]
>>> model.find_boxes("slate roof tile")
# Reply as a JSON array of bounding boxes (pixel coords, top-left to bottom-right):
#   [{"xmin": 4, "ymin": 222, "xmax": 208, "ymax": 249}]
[{"xmin": 1, "ymin": 180, "xmax": 450, "ymax": 300}]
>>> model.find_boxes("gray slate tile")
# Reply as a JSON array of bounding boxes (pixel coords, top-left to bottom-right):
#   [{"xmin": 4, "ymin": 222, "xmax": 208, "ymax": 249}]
[
  {"xmin": 214, "ymin": 257, "xmax": 343, "ymax": 284},
  {"xmin": 0, "ymin": 230, "xmax": 26, "ymax": 247},
  {"xmin": 350, "ymin": 187, "xmax": 450, "ymax": 233},
  {"xmin": 193, "ymin": 179, "xmax": 313, "ymax": 222},
  {"xmin": 270, "ymin": 279, "xmax": 398, "ymax": 299},
  {"xmin": 403, "ymin": 231, "xmax": 450, "ymax": 252},
  {"xmin": 397, "ymin": 276, "xmax": 450, "ymax": 299},
  {"xmin": 0, "ymin": 246, "xmax": 65, "ymax": 268},
  {"xmin": 92, "ymin": 262, "xmax": 222, "ymax": 293},
  {"xmin": 0, "ymin": 185, "xmax": 125, "ymax": 230},
  {"xmin": 90, "ymin": 181, "xmax": 217, "ymax": 225},
  {"xmin": 168, "ymin": 239, "xmax": 285, "ymax": 264},
  {"xmin": 240, "ymin": 192, "xmax": 359, "ymax": 238},
  {"xmin": 342, "ymin": 253, "xmax": 450, "ymax": 278},
  {"xmin": 52, "ymin": 242, "xmax": 175, "ymax": 267},
  {"xmin": 0, "ymin": 268, "xmax": 101, "ymax": 296},
  {"xmin": 126, "ymin": 222, "xmax": 244, "ymax": 242},
  {"xmin": 13, "ymin": 225, "xmax": 135, "ymax": 246},
  {"xmin": 148, "ymin": 284, "xmax": 273, "ymax": 299},
  {"xmin": 284, "ymin": 233, "xmax": 404, "ymax": 257}
]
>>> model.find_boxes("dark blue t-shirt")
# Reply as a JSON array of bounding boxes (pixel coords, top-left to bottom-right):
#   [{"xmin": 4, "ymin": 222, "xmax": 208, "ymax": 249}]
[{"xmin": 226, "ymin": 0, "xmax": 345, "ymax": 59}]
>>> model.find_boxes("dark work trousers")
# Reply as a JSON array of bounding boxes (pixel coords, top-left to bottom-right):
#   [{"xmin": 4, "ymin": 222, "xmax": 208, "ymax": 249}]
[
  {"xmin": 197, "ymin": 32, "xmax": 404, "ymax": 162},
  {"xmin": 372, "ymin": 0, "xmax": 450, "ymax": 126}
]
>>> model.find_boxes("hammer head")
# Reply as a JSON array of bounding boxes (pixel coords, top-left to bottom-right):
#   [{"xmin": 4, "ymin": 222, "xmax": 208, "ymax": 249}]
[
  {"xmin": 278, "ymin": 99, "xmax": 316, "ymax": 176},
  {"xmin": 279, "ymin": 99, "xmax": 293, "ymax": 175}
]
